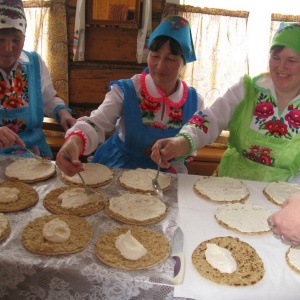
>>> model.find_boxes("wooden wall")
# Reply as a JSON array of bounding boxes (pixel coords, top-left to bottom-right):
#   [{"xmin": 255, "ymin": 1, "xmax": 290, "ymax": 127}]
[{"xmin": 67, "ymin": 0, "xmax": 165, "ymax": 117}]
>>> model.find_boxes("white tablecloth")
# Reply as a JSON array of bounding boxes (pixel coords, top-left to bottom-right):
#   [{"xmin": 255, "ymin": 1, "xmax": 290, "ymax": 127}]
[
  {"xmin": 0, "ymin": 156, "xmax": 179, "ymax": 300},
  {"xmin": 175, "ymin": 174, "xmax": 300, "ymax": 300}
]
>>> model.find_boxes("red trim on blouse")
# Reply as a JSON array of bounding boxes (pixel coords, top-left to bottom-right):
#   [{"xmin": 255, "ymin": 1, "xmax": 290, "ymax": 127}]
[
  {"xmin": 65, "ymin": 131, "xmax": 87, "ymax": 156},
  {"xmin": 140, "ymin": 72, "xmax": 188, "ymax": 108}
]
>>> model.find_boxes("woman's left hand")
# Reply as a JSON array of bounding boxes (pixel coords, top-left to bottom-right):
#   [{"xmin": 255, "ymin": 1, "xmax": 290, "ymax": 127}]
[
  {"xmin": 268, "ymin": 194, "xmax": 300, "ymax": 245},
  {"xmin": 59, "ymin": 109, "xmax": 76, "ymax": 131}
]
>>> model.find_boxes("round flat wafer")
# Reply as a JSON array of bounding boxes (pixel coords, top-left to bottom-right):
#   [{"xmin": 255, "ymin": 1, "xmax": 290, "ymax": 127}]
[
  {"xmin": 95, "ymin": 225, "xmax": 170, "ymax": 270},
  {"xmin": 0, "ymin": 213, "xmax": 10, "ymax": 241},
  {"xmin": 0, "ymin": 181, "xmax": 39, "ymax": 212},
  {"xmin": 119, "ymin": 168, "xmax": 171, "ymax": 193},
  {"xmin": 263, "ymin": 181, "xmax": 300, "ymax": 206},
  {"xmin": 43, "ymin": 186, "xmax": 106, "ymax": 216},
  {"xmin": 215, "ymin": 202, "xmax": 272, "ymax": 234},
  {"xmin": 194, "ymin": 176, "xmax": 249, "ymax": 203},
  {"xmin": 60, "ymin": 163, "xmax": 114, "ymax": 187},
  {"xmin": 286, "ymin": 246, "xmax": 300, "ymax": 274},
  {"xmin": 105, "ymin": 193, "xmax": 167, "ymax": 225},
  {"xmin": 192, "ymin": 236, "xmax": 264, "ymax": 286},
  {"xmin": 22, "ymin": 214, "xmax": 92, "ymax": 255},
  {"xmin": 5, "ymin": 158, "xmax": 56, "ymax": 183}
]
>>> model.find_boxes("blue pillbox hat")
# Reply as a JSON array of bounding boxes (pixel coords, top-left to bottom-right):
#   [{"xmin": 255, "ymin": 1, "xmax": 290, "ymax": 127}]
[{"xmin": 147, "ymin": 15, "xmax": 197, "ymax": 63}]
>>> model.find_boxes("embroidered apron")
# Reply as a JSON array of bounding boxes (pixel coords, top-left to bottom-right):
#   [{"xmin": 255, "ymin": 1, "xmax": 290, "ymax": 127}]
[
  {"xmin": 0, "ymin": 51, "xmax": 52, "ymax": 158},
  {"xmin": 218, "ymin": 75, "xmax": 300, "ymax": 182},
  {"xmin": 92, "ymin": 79, "xmax": 197, "ymax": 169}
]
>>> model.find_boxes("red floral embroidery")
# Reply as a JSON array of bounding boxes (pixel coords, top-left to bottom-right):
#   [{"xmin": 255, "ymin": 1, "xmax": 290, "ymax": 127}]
[
  {"xmin": 243, "ymin": 145, "xmax": 274, "ymax": 166},
  {"xmin": 169, "ymin": 107, "xmax": 183, "ymax": 122},
  {"xmin": 285, "ymin": 109, "xmax": 300, "ymax": 129},
  {"xmin": 12, "ymin": 72, "xmax": 27, "ymax": 95},
  {"xmin": 265, "ymin": 119, "xmax": 288, "ymax": 137},
  {"xmin": 140, "ymin": 98, "xmax": 161, "ymax": 113},
  {"xmin": 3, "ymin": 94, "xmax": 22, "ymax": 109},
  {"xmin": 0, "ymin": 81, "xmax": 10, "ymax": 98},
  {"xmin": 149, "ymin": 121, "xmax": 166, "ymax": 129},
  {"xmin": 186, "ymin": 112, "xmax": 209, "ymax": 133},
  {"xmin": 254, "ymin": 102, "xmax": 274, "ymax": 119}
]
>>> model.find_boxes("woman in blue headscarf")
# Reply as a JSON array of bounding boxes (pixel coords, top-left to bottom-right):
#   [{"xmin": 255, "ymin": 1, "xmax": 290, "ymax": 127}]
[{"xmin": 56, "ymin": 15, "xmax": 204, "ymax": 175}]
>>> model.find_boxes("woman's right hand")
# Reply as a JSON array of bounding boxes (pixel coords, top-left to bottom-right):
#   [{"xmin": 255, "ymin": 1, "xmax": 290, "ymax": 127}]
[
  {"xmin": 0, "ymin": 127, "xmax": 25, "ymax": 149},
  {"xmin": 56, "ymin": 135, "xmax": 84, "ymax": 176},
  {"xmin": 151, "ymin": 136, "xmax": 191, "ymax": 168}
]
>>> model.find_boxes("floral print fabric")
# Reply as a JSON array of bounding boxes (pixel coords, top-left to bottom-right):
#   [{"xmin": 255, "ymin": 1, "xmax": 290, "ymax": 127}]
[{"xmin": 0, "ymin": 64, "xmax": 28, "ymax": 134}]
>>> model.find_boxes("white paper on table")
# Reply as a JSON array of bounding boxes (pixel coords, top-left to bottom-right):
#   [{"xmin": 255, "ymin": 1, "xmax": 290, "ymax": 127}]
[{"xmin": 174, "ymin": 174, "xmax": 300, "ymax": 300}]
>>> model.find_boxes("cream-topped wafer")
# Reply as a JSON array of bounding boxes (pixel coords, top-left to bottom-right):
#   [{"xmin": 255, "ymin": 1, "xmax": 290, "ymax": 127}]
[
  {"xmin": 264, "ymin": 182, "xmax": 300, "ymax": 206},
  {"xmin": 215, "ymin": 202, "xmax": 272, "ymax": 234},
  {"xmin": 0, "ymin": 181, "xmax": 38, "ymax": 212},
  {"xmin": 95, "ymin": 225, "xmax": 170, "ymax": 270},
  {"xmin": 5, "ymin": 158, "xmax": 55, "ymax": 183},
  {"xmin": 194, "ymin": 177, "xmax": 249, "ymax": 203},
  {"xmin": 192, "ymin": 236, "xmax": 264, "ymax": 286},
  {"xmin": 43, "ymin": 186, "xmax": 105, "ymax": 217},
  {"xmin": 119, "ymin": 168, "xmax": 171, "ymax": 193},
  {"xmin": 22, "ymin": 215, "xmax": 92, "ymax": 255},
  {"xmin": 106, "ymin": 193, "xmax": 167, "ymax": 225},
  {"xmin": 61, "ymin": 163, "xmax": 114, "ymax": 187}
]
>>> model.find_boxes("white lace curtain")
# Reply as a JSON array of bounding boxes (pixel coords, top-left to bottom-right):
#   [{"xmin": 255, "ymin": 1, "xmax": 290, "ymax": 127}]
[
  {"xmin": 163, "ymin": 4, "xmax": 249, "ymax": 107},
  {"xmin": 23, "ymin": 0, "xmax": 69, "ymax": 103},
  {"xmin": 163, "ymin": 4, "xmax": 300, "ymax": 108}
]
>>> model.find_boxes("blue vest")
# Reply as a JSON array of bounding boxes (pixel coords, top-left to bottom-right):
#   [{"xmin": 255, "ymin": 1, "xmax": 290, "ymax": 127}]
[
  {"xmin": 0, "ymin": 51, "xmax": 52, "ymax": 158},
  {"xmin": 92, "ymin": 78, "xmax": 197, "ymax": 170}
]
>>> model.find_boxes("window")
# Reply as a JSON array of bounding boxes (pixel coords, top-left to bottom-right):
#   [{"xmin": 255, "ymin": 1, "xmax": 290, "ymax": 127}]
[
  {"xmin": 23, "ymin": 0, "xmax": 69, "ymax": 103},
  {"xmin": 172, "ymin": 0, "xmax": 300, "ymax": 106}
]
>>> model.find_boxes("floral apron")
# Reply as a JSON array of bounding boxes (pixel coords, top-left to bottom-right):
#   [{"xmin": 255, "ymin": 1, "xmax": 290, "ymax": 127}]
[{"xmin": 218, "ymin": 74, "xmax": 300, "ymax": 182}]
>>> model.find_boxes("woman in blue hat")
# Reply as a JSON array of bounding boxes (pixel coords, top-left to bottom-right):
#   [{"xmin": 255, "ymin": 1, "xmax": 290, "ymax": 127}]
[
  {"xmin": 0, "ymin": 0, "xmax": 75, "ymax": 158},
  {"xmin": 56, "ymin": 15, "xmax": 204, "ymax": 174}
]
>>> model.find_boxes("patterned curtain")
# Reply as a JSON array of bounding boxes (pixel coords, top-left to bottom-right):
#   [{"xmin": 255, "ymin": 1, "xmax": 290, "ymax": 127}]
[
  {"xmin": 23, "ymin": 0, "xmax": 69, "ymax": 104},
  {"xmin": 162, "ymin": 4, "xmax": 249, "ymax": 108}
]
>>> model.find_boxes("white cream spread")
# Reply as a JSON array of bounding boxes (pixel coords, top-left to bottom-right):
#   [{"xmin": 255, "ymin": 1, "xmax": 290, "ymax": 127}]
[
  {"xmin": 205, "ymin": 243, "xmax": 237, "ymax": 273},
  {"xmin": 194, "ymin": 177, "xmax": 249, "ymax": 202},
  {"xmin": 215, "ymin": 202, "xmax": 272, "ymax": 233},
  {"xmin": 264, "ymin": 182, "xmax": 300, "ymax": 205},
  {"xmin": 58, "ymin": 188, "xmax": 90, "ymax": 208},
  {"xmin": 109, "ymin": 193, "xmax": 166, "ymax": 221},
  {"xmin": 5, "ymin": 158, "xmax": 55, "ymax": 181},
  {"xmin": 62, "ymin": 163, "xmax": 114, "ymax": 185},
  {"xmin": 287, "ymin": 247, "xmax": 300, "ymax": 271},
  {"xmin": 0, "ymin": 187, "xmax": 20, "ymax": 203},
  {"xmin": 42, "ymin": 218, "xmax": 71, "ymax": 243},
  {"xmin": 0, "ymin": 213, "xmax": 8, "ymax": 235},
  {"xmin": 119, "ymin": 168, "xmax": 171, "ymax": 191},
  {"xmin": 115, "ymin": 230, "xmax": 147, "ymax": 260}
]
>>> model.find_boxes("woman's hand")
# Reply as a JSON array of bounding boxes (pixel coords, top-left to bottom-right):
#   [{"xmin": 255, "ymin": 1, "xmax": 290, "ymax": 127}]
[
  {"xmin": 56, "ymin": 135, "xmax": 84, "ymax": 176},
  {"xmin": 58, "ymin": 109, "xmax": 77, "ymax": 131},
  {"xmin": 0, "ymin": 127, "xmax": 25, "ymax": 149},
  {"xmin": 151, "ymin": 136, "xmax": 191, "ymax": 168},
  {"xmin": 268, "ymin": 194, "xmax": 300, "ymax": 246}
]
